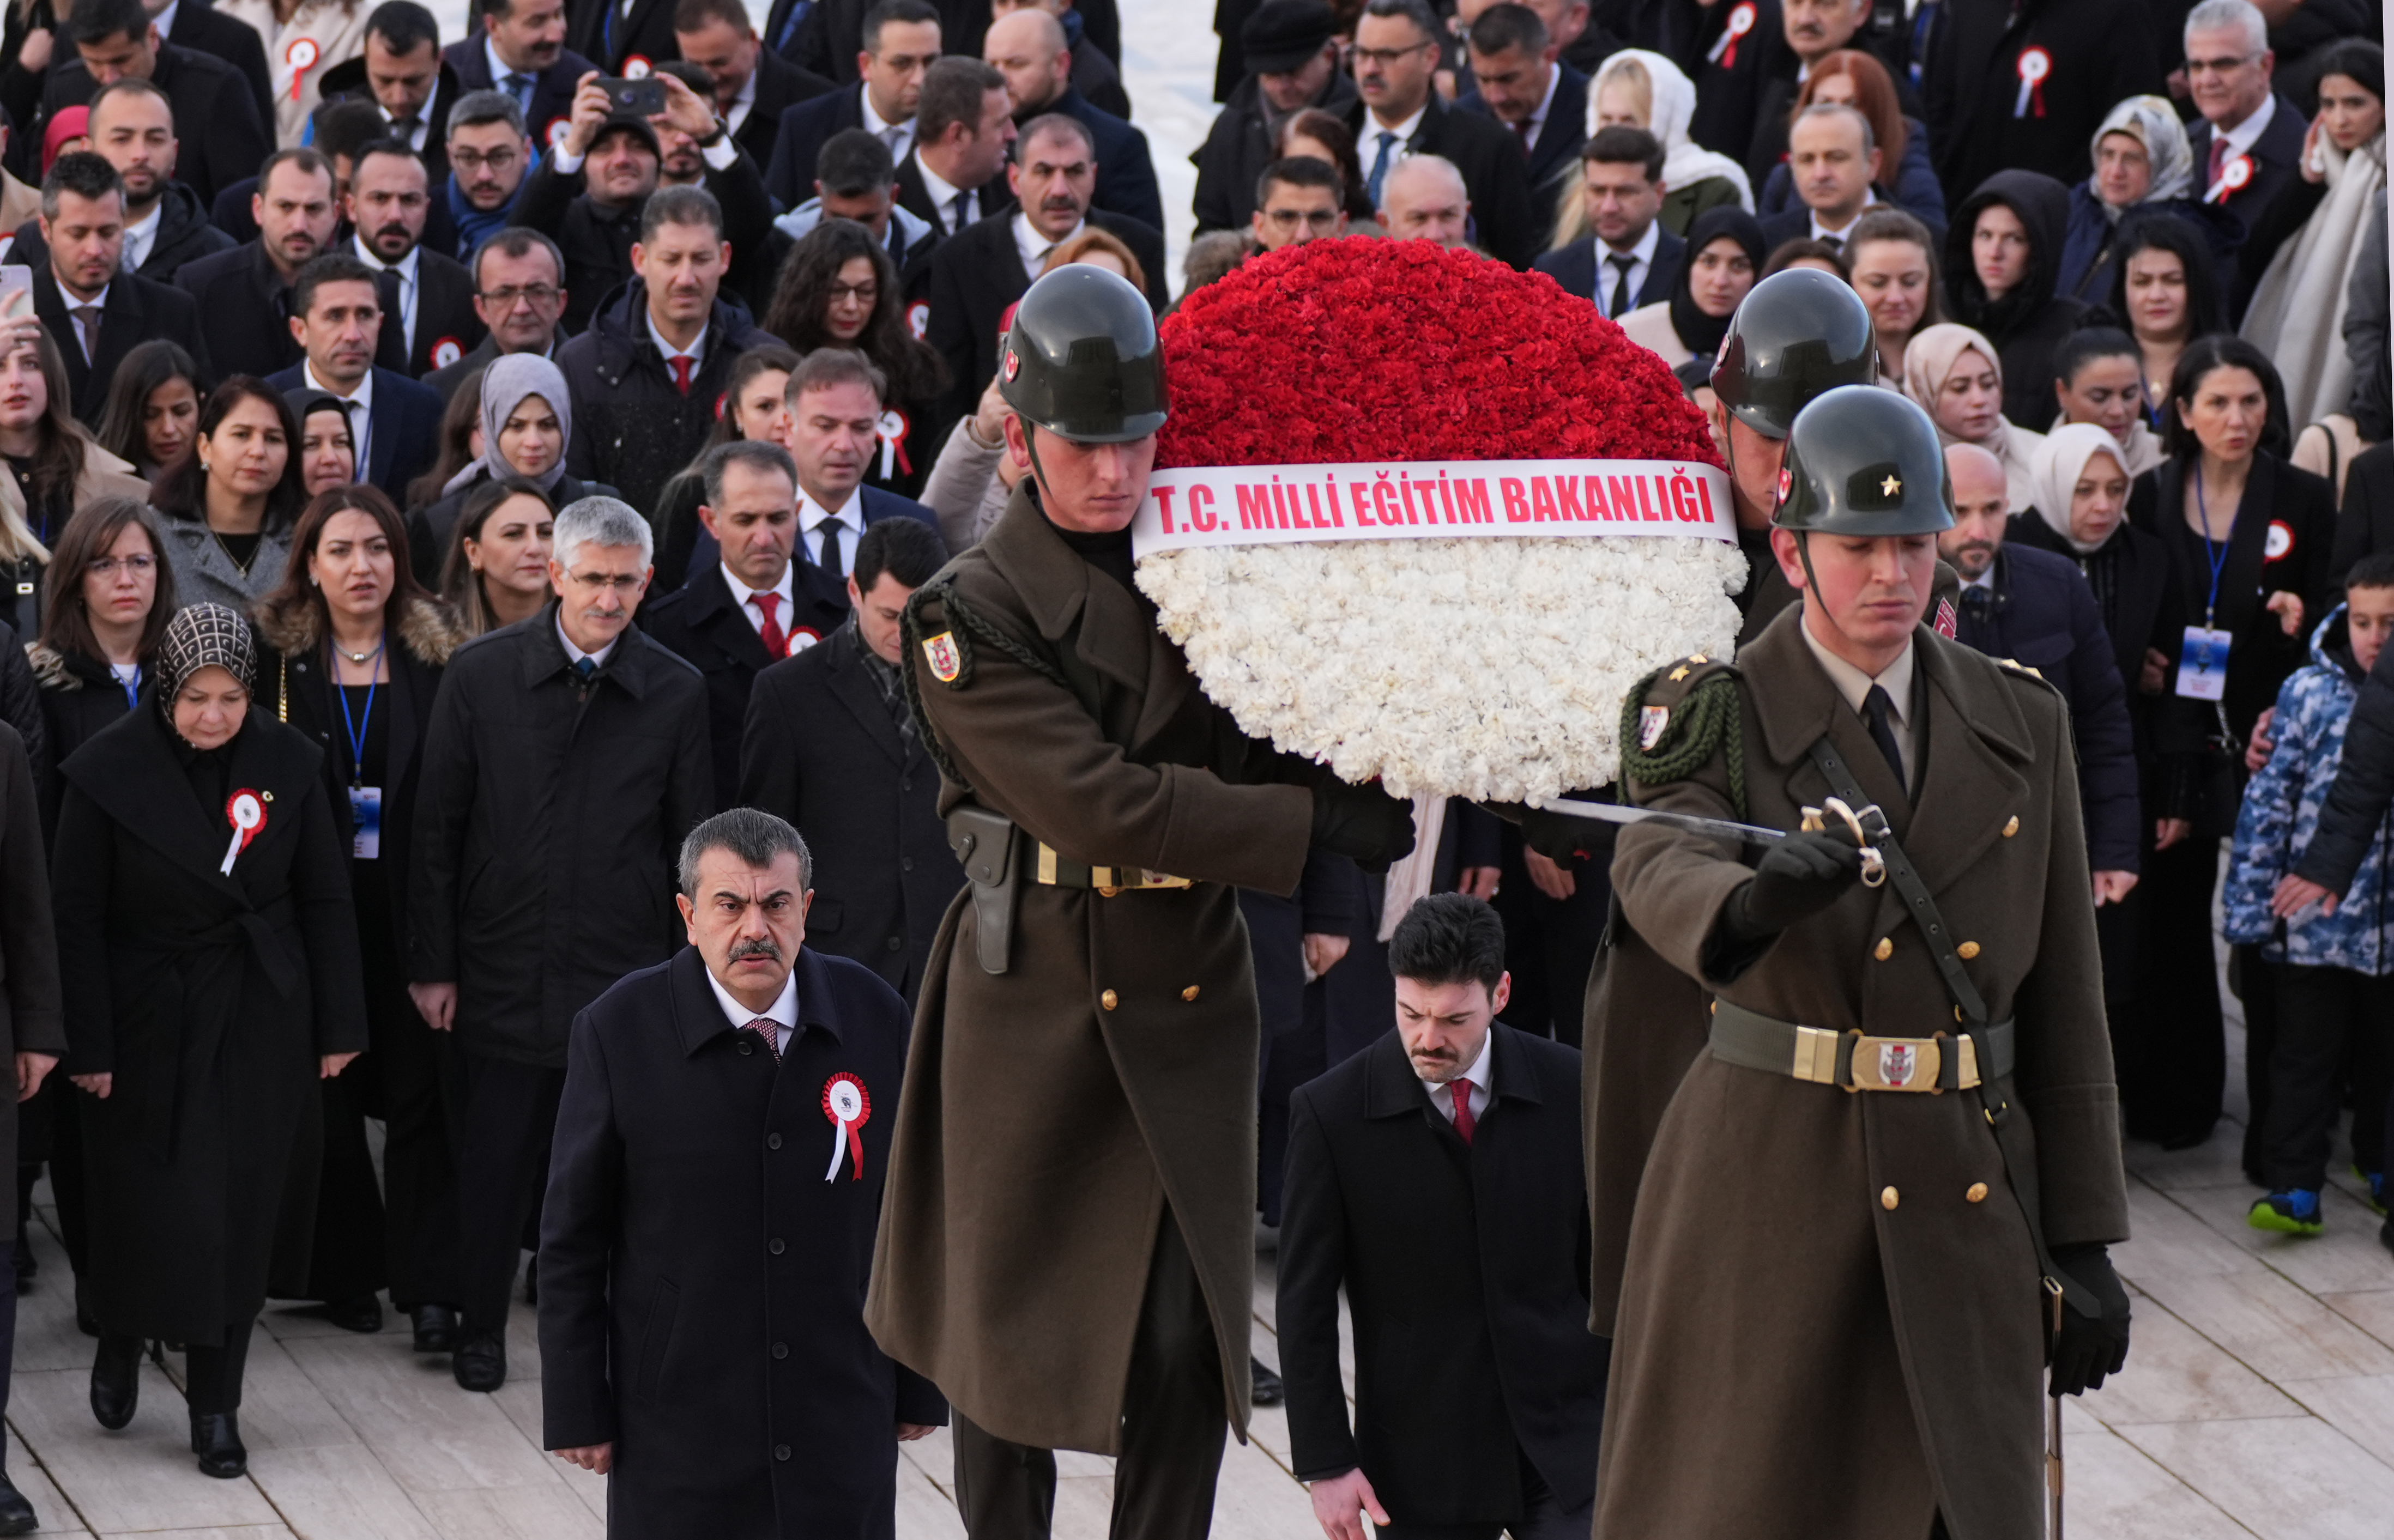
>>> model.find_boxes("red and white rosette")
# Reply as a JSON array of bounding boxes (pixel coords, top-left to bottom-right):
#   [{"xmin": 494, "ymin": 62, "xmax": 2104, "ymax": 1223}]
[
  {"xmin": 1707, "ymin": 1, "xmax": 1755, "ymax": 68},
  {"xmin": 284, "ymin": 38, "xmax": 319, "ymax": 103},
  {"xmin": 876, "ymin": 408, "xmax": 913, "ymax": 481},
  {"xmin": 2012, "ymin": 47, "xmax": 2050, "ymax": 119},
  {"xmin": 821, "ymin": 1072, "xmax": 870, "ymax": 1181},
  {"xmin": 220, "ymin": 788, "xmax": 266, "ymax": 874},
  {"xmin": 2204, "ymin": 153, "xmax": 2254, "ymax": 204}
]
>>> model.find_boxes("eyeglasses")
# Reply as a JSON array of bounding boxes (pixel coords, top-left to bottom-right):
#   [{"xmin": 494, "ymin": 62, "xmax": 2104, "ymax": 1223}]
[
  {"xmin": 1263, "ymin": 209, "xmax": 1342, "ymax": 229},
  {"xmin": 450, "ymin": 147, "xmax": 521, "ymax": 173},
  {"xmin": 1350, "ymin": 41, "xmax": 1432, "ymax": 66},
  {"xmin": 87, "ymin": 554, "xmax": 156, "ymax": 577},
  {"xmin": 480, "ymin": 284, "xmax": 561, "ymax": 309},
  {"xmin": 827, "ymin": 282, "xmax": 879, "ymax": 305},
  {"xmin": 567, "ymin": 571, "xmax": 644, "ymax": 592}
]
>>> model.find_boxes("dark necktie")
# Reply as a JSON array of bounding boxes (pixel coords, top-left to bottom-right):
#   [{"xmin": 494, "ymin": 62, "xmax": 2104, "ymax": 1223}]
[
  {"xmin": 1818, "ymin": 232, "xmax": 1843, "ymax": 253},
  {"xmin": 1606, "ymin": 252, "xmax": 1636, "ymax": 318},
  {"xmin": 372, "ymin": 266, "xmax": 408, "ymax": 373},
  {"xmin": 1514, "ymin": 118, "xmax": 1533, "ymax": 157},
  {"xmin": 950, "ymin": 189, "xmax": 970, "ymax": 233},
  {"xmin": 1448, "ymin": 1081, "xmax": 1476, "ymax": 1144},
  {"xmin": 1861, "ymin": 684, "xmax": 1905, "ymax": 786},
  {"xmin": 747, "ymin": 1017, "xmax": 781, "ymax": 1062},
  {"xmin": 572, "ymin": 656, "xmax": 597, "ymax": 684},
  {"xmin": 1960, "ymin": 585, "xmax": 1994, "ymax": 636},
  {"xmin": 501, "ymin": 72, "xmax": 532, "ymax": 113},
  {"xmin": 2207, "ymin": 136, "xmax": 2228, "ymax": 190}
]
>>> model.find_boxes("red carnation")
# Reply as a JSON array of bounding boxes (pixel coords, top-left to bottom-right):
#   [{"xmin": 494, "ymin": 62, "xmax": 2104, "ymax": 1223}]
[{"xmin": 1156, "ymin": 239, "xmax": 1720, "ymax": 473}]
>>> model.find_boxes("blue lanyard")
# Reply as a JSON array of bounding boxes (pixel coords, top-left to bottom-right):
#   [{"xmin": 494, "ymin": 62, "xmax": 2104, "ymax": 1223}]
[
  {"xmin": 335, "ymin": 639, "xmax": 383, "ymax": 788},
  {"xmin": 117, "ymin": 663, "xmax": 139, "ymax": 712},
  {"xmin": 2193, "ymin": 460, "xmax": 2237, "ymax": 630}
]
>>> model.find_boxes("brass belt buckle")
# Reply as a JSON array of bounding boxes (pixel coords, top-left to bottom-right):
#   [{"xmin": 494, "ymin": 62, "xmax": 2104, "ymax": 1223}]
[{"xmin": 1848, "ymin": 1033, "xmax": 1942, "ymax": 1092}]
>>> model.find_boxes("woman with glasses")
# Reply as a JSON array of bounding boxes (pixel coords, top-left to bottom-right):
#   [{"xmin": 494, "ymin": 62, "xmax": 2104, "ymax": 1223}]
[{"xmin": 762, "ymin": 220, "xmax": 948, "ymax": 499}]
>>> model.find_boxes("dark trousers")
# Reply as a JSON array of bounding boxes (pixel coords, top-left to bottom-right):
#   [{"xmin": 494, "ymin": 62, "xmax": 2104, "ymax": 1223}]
[
  {"xmin": 2259, "ymin": 962, "xmax": 2394, "ymax": 1191},
  {"xmin": 372, "ymin": 983, "xmax": 461, "ymax": 1308},
  {"xmin": 0, "ymin": 1242, "xmax": 17, "ymax": 1470},
  {"xmin": 1259, "ymin": 985, "xmax": 1332, "ymax": 1228},
  {"xmin": 2123, "ymin": 835, "xmax": 2227, "ymax": 1144},
  {"xmin": 1373, "ymin": 1448, "xmax": 1589, "ymax": 1539},
  {"xmin": 446, "ymin": 1052, "xmax": 565, "ymax": 1336},
  {"xmin": 952, "ymin": 1210, "xmax": 1228, "ymax": 1540},
  {"xmin": 296, "ymin": 1069, "xmax": 386, "ymax": 1303},
  {"xmin": 183, "ymin": 1316, "xmax": 257, "ymax": 1415},
  {"xmin": 1493, "ymin": 829, "xmax": 1609, "ymax": 1050}
]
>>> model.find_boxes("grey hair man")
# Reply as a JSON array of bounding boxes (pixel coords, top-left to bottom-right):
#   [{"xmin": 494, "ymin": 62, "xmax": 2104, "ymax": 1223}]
[{"xmin": 407, "ymin": 489, "xmax": 711, "ymax": 1397}]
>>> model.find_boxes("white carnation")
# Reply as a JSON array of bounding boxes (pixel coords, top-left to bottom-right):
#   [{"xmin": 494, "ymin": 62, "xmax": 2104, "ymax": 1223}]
[{"xmin": 1137, "ymin": 537, "xmax": 1749, "ymax": 803}]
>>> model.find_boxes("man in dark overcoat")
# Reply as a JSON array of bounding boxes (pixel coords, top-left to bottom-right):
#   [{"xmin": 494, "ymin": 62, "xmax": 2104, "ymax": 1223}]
[
  {"xmin": 862, "ymin": 265, "xmax": 1414, "ymax": 1540},
  {"xmin": 1592, "ymin": 388, "xmax": 2132, "ymax": 1539},
  {"xmin": 541, "ymin": 808, "xmax": 945, "ymax": 1535}
]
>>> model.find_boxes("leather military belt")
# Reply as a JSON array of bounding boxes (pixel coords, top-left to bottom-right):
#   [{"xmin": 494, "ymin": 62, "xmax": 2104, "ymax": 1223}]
[
  {"xmin": 1708, "ymin": 998, "xmax": 2016, "ymax": 1093},
  {"xmin": 1035, "ymin": 843, "xmax": 1194, "ymax": 895}
]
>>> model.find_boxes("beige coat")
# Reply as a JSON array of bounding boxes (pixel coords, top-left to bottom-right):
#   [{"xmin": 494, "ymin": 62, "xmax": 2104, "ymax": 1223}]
[
  {"xmin": 0, "ymin": 440, "xmax": 149, "ymax": 563},
  {"xmin": 217, "ymin": 0, "xmax": 373, "ymax": 148},
  {"xmin": 865, "ymin": 483, "xmax": 1325, "ymax": 1453},
  {"xmin": 1592, "ymin": 607, "xmax": 2128, "ymax": 1540}
]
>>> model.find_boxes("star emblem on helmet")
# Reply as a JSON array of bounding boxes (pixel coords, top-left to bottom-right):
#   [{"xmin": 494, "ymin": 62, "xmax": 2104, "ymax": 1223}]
[{"xmin": 1881, "ymin": 474, "xmax": 1902, "ymax": 497}]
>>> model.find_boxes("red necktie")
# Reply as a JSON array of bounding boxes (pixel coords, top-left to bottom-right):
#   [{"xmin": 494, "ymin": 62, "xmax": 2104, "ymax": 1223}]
[
  {"xmin": 671, "ymin": 355, "xmax": 694, "ymax": 395},
  {"xmin": 1514, "ymin": 119, "xmax": 1532, "ymax": 157},
  {"xmin": 2207, "ymin": 137, "xmax": 2228, "ymax": 190},
  {"xmin": 754, "ymin": 591, "xmax": 788, "ymax": 660},
  {"xmin": 747, "ymin": 1017, "xmax": 781, "ymax": 1062},
  {"xmin": 1449, "ymin": 1081, "xmax": 1476, "ymax": 1145}
]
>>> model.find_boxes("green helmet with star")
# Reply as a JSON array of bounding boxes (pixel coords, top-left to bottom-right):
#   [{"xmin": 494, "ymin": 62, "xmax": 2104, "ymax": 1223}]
[{"xmin": 1770, "ymin": 386, "xmax": 1954, "ymax": 536}]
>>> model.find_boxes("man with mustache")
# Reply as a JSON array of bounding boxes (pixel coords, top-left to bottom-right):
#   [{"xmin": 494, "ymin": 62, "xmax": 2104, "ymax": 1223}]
[
  {"xmin": 347, "ymin": 143, "xmax": 485, "ymax": 380},
  {"xmin": 174, "ymin": 147, "xmax": 343, "ymax": 381},
  {"xmin": 538, "ymin": 808, "xmax": 943, "ymax": 1535},
  {"xmin": 408, "ymin": 495, "xmax": 712, "ymax": 1394},
  {"xmin": 1278, "ymin": 892, "xmax": 1606, "ymax": 1540}
]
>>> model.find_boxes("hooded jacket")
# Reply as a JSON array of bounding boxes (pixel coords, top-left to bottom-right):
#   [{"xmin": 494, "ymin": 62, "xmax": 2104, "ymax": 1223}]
[
  {"xmin": 1190, "ymin": 67, "xmax": 1361, "ymax": 237},
  {"xmin": 2225, "ymin": 605, "xmax": 2393, "ymax": 974},
  {"xmin": 557, "ymin": 279, "xmax": 775, "ymax": 517},
  {"xmin": 1943, "ymin": 169, "xmax": 2088, "ymax": 432}
]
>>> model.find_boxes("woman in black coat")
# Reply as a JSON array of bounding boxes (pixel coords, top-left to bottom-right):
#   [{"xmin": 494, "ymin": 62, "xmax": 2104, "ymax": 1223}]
[
  {"xmin": 255, "ymin": 486, "xmax": 470, "ymax": 1352},
  {"xmin": 1943, "ymin": 169, "xmax": 2091, "ymax": 431},
  {"xmin": 55, "ymin": 602, "xmax": 367, "ymax": 1479},
  {"xmin": 2129, "ymin": 337, "xmax": 2338, "ymax": 1151},
  {"xmin": 19, "ymin": 496, "xmax": 179, "ymax": 1319}
]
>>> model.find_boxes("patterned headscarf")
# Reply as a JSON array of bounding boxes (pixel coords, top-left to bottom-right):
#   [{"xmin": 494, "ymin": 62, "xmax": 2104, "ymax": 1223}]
[
  {"xmin": 155, "ymin": 602, "xmax": 258, "ymax": 722},
  {"xmin": 2091, "ymin": 96, "xmax": 2195, "ymax": 214}
]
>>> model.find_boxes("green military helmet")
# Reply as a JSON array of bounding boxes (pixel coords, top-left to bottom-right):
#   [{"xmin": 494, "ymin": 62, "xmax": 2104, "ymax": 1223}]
[
  {"xmin": 1771, "ymin": 386, "xmax": 1954, "ymax": 536},
  {"xmin": 1710, "ymin": 268, "xmax": 1878, "ymax": 439},
  {"xmin": 998, "ymin": 264, "xmax": 1169, "ymax": 444}
]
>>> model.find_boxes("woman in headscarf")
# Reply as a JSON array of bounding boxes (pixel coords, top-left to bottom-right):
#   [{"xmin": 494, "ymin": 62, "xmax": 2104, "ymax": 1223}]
[
  {"xmin": 283, "ymin": 389, "xmax": 356, "ymax": 498},
  {"xmin": 1944, "ymin": 169, "xmax": 2088, "ymax": 430},
  {"xmin": 1581, "ymin": 50, "xmax": 1751, "ymax": 244},
  {"xmin": 403, "ymin": 355, "xmax": 606, "ymax": 586},
  {"xmin": 2058, "ymin": 96, "xmax": 2244, "ymax": 306},
  {"xmin": 1903, "ymin": 322, "xmax": 2046, "ymax": 510},
  {"xmin": 2241, "ymin": 40, "xmax": 2386, "ymax": 432},
  {"xmin": 55, "ymin": 601, "xmax": 365, "ymax": 1478},
  {"xmin": 254, "ymin": 485, "xmax": 467, "ymax": 1354},
  {"xmin": 1619, "ymin": 207, "xmax": 1764, "ymax": 370}
]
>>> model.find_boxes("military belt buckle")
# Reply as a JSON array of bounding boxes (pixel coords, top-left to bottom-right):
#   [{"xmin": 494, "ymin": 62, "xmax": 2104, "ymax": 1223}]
[{"xmin": 1847, "ymin": 1033, "xmax": 1944, "ymax": 1093}]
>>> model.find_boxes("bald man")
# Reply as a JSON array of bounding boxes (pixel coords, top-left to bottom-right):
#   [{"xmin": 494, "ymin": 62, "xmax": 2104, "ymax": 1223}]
[
  {"xmin": 982, "ymin": 7, "xmax": 1162, "ymax": 231},
  {"xmin": 987, "ymin": 0, "xmax": 1129, "ymax": 118},
  {"xmin": 1940, "ymin": 442, "xmax": 2142, "ymax": 905},
  {"xmin": 1378, "ymin": 153, "xmax": 1471, "ymax": 248}
]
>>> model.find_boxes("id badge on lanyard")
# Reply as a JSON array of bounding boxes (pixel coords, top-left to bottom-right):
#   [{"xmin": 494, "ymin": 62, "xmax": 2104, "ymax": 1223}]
[
  {"xmin": 2176, "ymin": 626, "xmax": 2232, "ymax": 700},
  {"xmin": 349, "ymin": 785, "xmax": 383, "ymax": 859}
]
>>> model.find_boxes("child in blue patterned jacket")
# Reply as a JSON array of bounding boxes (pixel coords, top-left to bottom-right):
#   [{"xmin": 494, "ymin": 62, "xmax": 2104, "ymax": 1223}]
[{"xmin": 2226, "ymin": 553, "xmax": 2394, "ymax": 1236}]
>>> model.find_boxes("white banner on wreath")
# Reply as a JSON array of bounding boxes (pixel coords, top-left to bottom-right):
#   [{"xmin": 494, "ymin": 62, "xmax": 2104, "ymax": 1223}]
[{"xmin": 1130, "ymin": 458, "xmax": 1734, "ymax": 556}]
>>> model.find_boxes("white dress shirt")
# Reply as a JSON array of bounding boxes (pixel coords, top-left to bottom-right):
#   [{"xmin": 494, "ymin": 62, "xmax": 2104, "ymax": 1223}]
[
  {"xmin": 724, "ymin": 69, "xmax": 760, "ymax": 137},
  {"xmin": 645, "ymin": 307, "xmax": 706, "ymax": 385},
  {"xmin": 1363, "ymin": 101, "xmax": 1428, "ymax": 197},
  {"xmin": 797, "ymin": 488, "xmax": 864, "ymax": 574},
  {"xmin": 2217, "ymin": 92, "xmax": 2278, "ymax": 167},
  {"xmin": 485, "ymin": 36, "xmax": 537, "ymax": 108},
  {"xmin": 385, "ymin": 101, "xmax": 432, "ymax": 154},
  {"xmin": 1809, "ymin": 189, "xmax": 1879, "ymax": 247},
  {"xmin": 1799, "ymin": 619, "xmax": 1917, "ymax": 786},
  {"xmin": 861, "ymin": 89, "xmax": 915, "ymax": 166},
  {"xmin": 1597, "ymin": 220, "xmax": 1662, "ymax": 319},
  {"xmin": 707, "ymin": 964, "xmax": 796, "ymax": 1056},
  {"xmin": 302, "ymin": 359, "xmax": 374, "ymax": 474},
  {"xmin": 354, "ymin": 238, "xmax": 421, "ymax": 360},
  {"xmin": 1013, "ymin": 210, "xmax": 1085, "ymax": 276},
  {"xmin": 1520, "ymin": 64, "xmax": 1562, "ymax": 154},
  {"xmin": 153, "ymin": 0, "xmax": 181, "ymax": 39},
  {"xmin": 120, "ymin": 202, "xmax": 162, "ymax": 274},
  {"xmin": 722, "ymin": 560, "xmax": 796, "ymax": 639},
  {"xmin": 1424, "ymin": 1027, "xmax": 1494, "ymax": 1127},
  {"xmin": 555, "ymin": 613, "xmax": 619, "ymax": 671},
  {"xmin": 59, "ymin": 281, "xmax": 108, "ymax": 363},
  {"xmin": 916, "ymin": 156, "xmax": 974, "ymax": 235}
]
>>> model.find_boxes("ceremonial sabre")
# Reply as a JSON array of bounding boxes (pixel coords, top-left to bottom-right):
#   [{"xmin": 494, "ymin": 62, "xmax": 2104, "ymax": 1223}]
[
  {"xmin": 2047, "ymin": 1280, "xmax": 2067, "ymax": 1538},
  {"xmin": 1541, "ymin": 797, "xmax": 1786, "ymax": 847}
]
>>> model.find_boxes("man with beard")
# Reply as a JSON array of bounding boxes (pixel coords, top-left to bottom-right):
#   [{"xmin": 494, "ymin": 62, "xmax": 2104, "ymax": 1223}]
[
  {"xmin": 3, "ymin": 80, "xmax": 231, "ymax": 286},
  {"xmin": 438, "ymin": 91, "xmax": 536, "ymax": 263},
  {"xmin": 27, "ymin": 153, "xmax": 208, "ymax": 428},
  {"xmin": 442, "ymin": 0, "xmax": 596, "ymax": 150},
  {"xmin": 175, "ymin": 148, "xmax": 343, "ymax": 381},
  {"xmin": 1192, "ymin": 0, "xmax": 1352, "ymax": 236},
  {"xmin": 39, "ymin": 0, "xmax": 270, "ymax": 210},
  {"xmin": 348, "ymin": 143, "xmax": 485, "ymax": 380},
  {"xmin": 983, "ymin": 7, "xmax": 1164, "ymax": 234}
]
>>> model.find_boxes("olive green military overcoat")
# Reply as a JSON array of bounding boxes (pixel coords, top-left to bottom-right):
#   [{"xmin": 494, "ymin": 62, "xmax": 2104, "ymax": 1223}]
[
  {"xmin": 864, "ymin": 486, "xmax": 1322, "ymax": 1454},
  {"xmin": 1591, "ymin": 607, "xmax": 2129, "ymax": 1540}
]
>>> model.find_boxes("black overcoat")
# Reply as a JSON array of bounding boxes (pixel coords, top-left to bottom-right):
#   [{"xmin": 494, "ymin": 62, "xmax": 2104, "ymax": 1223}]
[
  {"xmin": 0, "ymin": 719, "xmax": 61, "ymax": 1240},
  {"xmin": 53, "ymin": 708, "xmax": 367, "ymax": 1344},
  {"xmin": 1278, "ymin": 1024, "xmax": 1605, "ymax": 1526},
  {"xmin": 539, "ymin": 944, "xmax": 946, "ymax": 1537}
]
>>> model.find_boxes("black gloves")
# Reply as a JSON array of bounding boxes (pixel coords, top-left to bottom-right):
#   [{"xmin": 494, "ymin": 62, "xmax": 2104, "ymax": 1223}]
[
  {"xmin": 1312, "ymin": 781, "xmax": 1416, "ymax": 872},
  {"xmin": 1520, "ymin": 803, "xmax": 1616, "ymax": 869},
  {"xmin": 2047, "ymin": 1244, "xmax": 2132, "ymax": 1397},
  {"xmin": 1721, "ymin": 830, "xmax": 1864, "ymax": 939}
]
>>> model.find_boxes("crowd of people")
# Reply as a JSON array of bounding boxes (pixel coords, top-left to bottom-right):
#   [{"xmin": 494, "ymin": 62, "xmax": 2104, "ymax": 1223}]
[{"xmin": 0, "ymin": 0, "xmax": 2374, "ymax": 1531}]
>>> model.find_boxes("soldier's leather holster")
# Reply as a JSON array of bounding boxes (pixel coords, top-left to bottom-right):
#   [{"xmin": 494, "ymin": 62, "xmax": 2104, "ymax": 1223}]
[{"xmin": 946, "ymin": 804, "xmax": 1020, "ymax": 975}]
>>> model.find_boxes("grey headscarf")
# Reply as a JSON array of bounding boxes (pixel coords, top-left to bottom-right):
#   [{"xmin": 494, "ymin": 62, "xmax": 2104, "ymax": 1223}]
[
  {"xmin": 2092, "ymin": 96, "xmax": 2196, "ymax": 219},
  {"xmin": 442, "ymin": 353, "xmax": 573, "ymax": 497},
  {"xmin": 155, "ymin": 602, "xmax": 258, "ymax": 723}
]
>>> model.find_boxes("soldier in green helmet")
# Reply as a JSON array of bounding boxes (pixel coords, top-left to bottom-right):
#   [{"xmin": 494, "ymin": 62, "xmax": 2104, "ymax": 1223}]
[
  {"xmin": 863, "ymin": 264, "xmax": 1413, "ymax": 1540},
  {"xmin": 1589, "ymin": 387, "xmax": 2133, "ymax": 1540}
]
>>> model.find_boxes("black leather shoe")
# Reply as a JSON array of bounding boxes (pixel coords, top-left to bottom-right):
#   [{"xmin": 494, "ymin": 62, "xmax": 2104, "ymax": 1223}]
[
  {"xmin": 411, "ymin": 1304, "xmax": 461, "ymax": 1354},
  {"xmin": 323, "ymin": 1295, "xmax": 383, "ymax": 1333},
  {"xmin": 1250, "ymin": 1356, "xmax": 1285, "ymax": 1408},
  {"xmin": 0, "ymin": 1467, "xmax": 39, "ymax": 1534},
  {"xmin": 190, "ymin": 1411, "xmax": 246, "ymax": 1478},
  {"xmin": 452, "ymin": 1330, "xmax": 506, "ymax": 1392},
  {"xmin": 90, "ymin": 1336, "xmax": 140, "ymax": 1430}
]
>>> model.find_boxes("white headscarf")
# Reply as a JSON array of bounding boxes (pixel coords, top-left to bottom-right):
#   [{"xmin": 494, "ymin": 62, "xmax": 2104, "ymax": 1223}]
[
  {"xmin": 2030, "ymin": 423, "xmax": 2131, "ymax": 554},
  {"xmin": 1591, "ymin": 50, "xmax": 1755, "ymax": 211},
  {"xmin": 1902, "ymin": 323, "xmax": 2045, "ymax": 511},
  {"xmin": 2090, "ymin": 95, "xmax": 2196, "ymax": 215}
]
